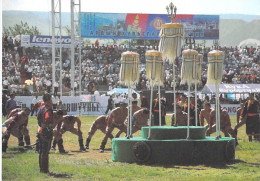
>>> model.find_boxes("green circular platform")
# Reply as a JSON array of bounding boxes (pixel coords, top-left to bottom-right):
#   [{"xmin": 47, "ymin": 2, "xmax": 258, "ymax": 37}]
[{"xmin": 112, "ymin": 126, "xmax": 235, "ymax": 164}]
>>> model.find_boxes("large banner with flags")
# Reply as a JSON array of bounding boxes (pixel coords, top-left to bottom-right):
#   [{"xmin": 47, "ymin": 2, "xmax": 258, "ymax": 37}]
[{"xmin": 81, "ymin": 13, "xmax": 219, "ymax": 40}]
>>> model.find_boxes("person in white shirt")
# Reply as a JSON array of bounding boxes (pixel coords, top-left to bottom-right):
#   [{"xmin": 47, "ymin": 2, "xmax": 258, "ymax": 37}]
[
  {"xmin": 52, "ymin": 95, "xmax": 59, "ymax": 109},
  {"xmin": 74, "ymin": 81, "xmax": 78, "ymax": 92},
  {"xmin": 94, "ymin": 89, "xmax": 100, "ymax": 97},
  {"xmin": 45, "ymin": 79, "xmax": 52, "ymax": 93},
  {"xmin": 108, "ymin": 83, "xmax": 113, "ymax": 91},
  {"xmin": 53, "ymin": 81, "xmax": 59, "ymax": 97},
  {"xmin": 113, "ymin": 95, "xmax": 120, "ymax": 107},
  {"xmin": 3, "ymin": 78, "xmax": 9, "ymax": 89}
]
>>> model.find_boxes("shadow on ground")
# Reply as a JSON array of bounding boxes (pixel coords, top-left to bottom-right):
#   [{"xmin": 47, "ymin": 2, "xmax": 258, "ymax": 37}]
[
  {"xmin": 49, "ymin": 172, "xmax": 72, "ymax": 178},
  {"xmin": 135, "ymin": 158, "xmax": 259, "ymax": 170}
]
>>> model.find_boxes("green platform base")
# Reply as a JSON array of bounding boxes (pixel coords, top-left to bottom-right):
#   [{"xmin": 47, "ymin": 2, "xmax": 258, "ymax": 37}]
[
  {"xmin": 112, "ymin": 127, "xmax": 235, "ymax": 164},
  {"xmin": 142, "ymin": 126, "xmax": 205, "ymax": 140}
]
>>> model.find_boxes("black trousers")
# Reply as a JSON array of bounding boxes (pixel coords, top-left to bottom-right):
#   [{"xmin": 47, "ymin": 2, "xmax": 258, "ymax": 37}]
[{"xmin": 246, "ymin": 115, "xmax": 260, "ymax": 135}]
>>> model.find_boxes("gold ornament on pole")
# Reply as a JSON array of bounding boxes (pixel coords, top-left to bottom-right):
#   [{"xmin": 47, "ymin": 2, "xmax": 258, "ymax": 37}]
[{"xmin": 159, "ymin": 2, "xmax": 183, "ymax": 127}]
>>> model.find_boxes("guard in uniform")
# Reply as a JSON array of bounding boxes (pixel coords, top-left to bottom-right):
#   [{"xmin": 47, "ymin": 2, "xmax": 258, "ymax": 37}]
[
  {"xmin": 177, "ymin": 94, "xmax": 187, "ymax": 109},
  {"xmin": 237, "ymin": 103, "xmax": 244, "ymax": 124},
  {"xmin": 139, "ymin": 91, "xmax": 149, "ymax": 109},
  {"xmin": 2, "ymin": 108, "xmax": 31, "ymax": 152},
  {"xmin": 54, "ymin": 115, "xmax": 86, "ymax": 151},
  {"xmin": 85, "ymin": 115, "xmax": 114, "ymax": 149},
  {"xmin": 105, "ymin": 96, "xmax": 114, "ymax": 114},
  {"xmin": 37, "ymin": 93, "xmax": 53, "ymax": 173},
  {"xmin": 183, "ymin": 96, "xmax": 200, "ymax": 126},
  {"xmin": 234, "ymin": 103, "xmax": 246, "ymax": 136},
  {"xmin": 241, "ymin": 93, "xmax": 260, "ymax": 141},
  {"xmin": 99, "ymin": 100, "xmax": 128, "ymax": 153},
  {"xmin": 171, "ymin": 104, "xmax": 187, "ymax": 126},
  {"xmin": 152, "ymin": 94, "xmax": 166, "ymax": 126}
]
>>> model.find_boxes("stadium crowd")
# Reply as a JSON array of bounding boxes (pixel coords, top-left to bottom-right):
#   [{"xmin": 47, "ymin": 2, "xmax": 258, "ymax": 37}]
[{"xmin": 2, "ymin": 36, "xmax": 260, "ymax": 96}]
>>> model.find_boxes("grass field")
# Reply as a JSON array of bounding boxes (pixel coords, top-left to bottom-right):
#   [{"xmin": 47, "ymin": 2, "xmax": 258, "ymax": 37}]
[{"xmin": 2, "ymin": 115, "xmax": 260, "ymax": 181}]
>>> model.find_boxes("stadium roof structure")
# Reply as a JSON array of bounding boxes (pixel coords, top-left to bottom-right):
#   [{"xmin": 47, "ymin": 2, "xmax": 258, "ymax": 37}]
[
  {"xmin": 201, "ymin": 84, "xmax": 260, "ymax": 94},
  {"xmin": 238, "ymin": 39, "xmax": 260, "ymax": 48},
  {"xmin": 107, "ymin": 88, "xmax": 140, "ymax": 96}
]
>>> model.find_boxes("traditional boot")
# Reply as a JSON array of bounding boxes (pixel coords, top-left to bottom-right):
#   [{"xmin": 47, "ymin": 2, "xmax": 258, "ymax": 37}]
[
  {"xmin": 35, "ymin": 139, "xmax": 40, "ymax": 153},
  {"xmin": 254, "ymin": 135, "xmax": 260, "ymax": 142},
  {"xmin": 18, "ymin": 136, "xmax": 24, "ymax": 146},
  {"xmin": 85, "ymin": 138, "xmax": 91, "ymax": 149},
  {"xmin": 51, "ymin": 139, "xmax": 57, "ymax": 150},
  {"xmin": 39, "ymin": 155, "xmax": 41, "ymax": 172},
  {"xmin": 39, "ymin": 155, "xmax": 42, "ymax": 172},
  {"xmin": 40, "ymin": 154, "xmax": 49, "ymax": 173},
  {"xmin": 79, "ymin": 139, "xmax": 86, "ymax": 151},
  {"xmin": 249, "ymin": 136, "xmax": 253, "ymax": 142},
  {"xmin": 99, "ymin": 140, "xmax": 107, "ymax": 153},
  {"xmin": 35, "ymin": 133, "xmax": 40, "ymax": 153},
  {"xmin": 24, "ymin": 136, "xmax": 31, "ymax": 148},
  {"xmin": 57, "ymin": 139, "xmax": 66, "ymax": 153},
  {"xmin": 234, "ymin": 128, "xmax": 238, "ymax": 136},
  {"xmin": 235, "ymin": 138, "xmax": 239, "ymax": 146},
  {"xmin": 2, "ymin": 141, "xmax": 8, "ymax": 152},
  {"xmin": 2, "ymin": 133, "xmax": 10, "ymax": 152}
]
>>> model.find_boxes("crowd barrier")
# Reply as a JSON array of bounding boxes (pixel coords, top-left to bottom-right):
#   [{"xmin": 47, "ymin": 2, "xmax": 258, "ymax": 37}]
[
  {"xmin": 15, "ymin": 95, "xmax": 109, "ymax": 115},
  {"xmin": 15, "ymin": 96, "xmax": 240, "ymax": 115}
]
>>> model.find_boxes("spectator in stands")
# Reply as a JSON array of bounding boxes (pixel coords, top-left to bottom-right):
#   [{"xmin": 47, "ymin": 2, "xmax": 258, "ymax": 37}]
[
  {"xmin": 53, "ymin": 81, "xmax": 59, "ymax": 97},
  {"xmin": 45, "ymin": 79, "xmax": 52, "ymax": 93},
  {"xmin": 5, "ymin": 93, "xmax": 17, "ymax": 116},
  {"xmin": 2, "ymin": 39, "xmax": 260, "ymax": 97}
]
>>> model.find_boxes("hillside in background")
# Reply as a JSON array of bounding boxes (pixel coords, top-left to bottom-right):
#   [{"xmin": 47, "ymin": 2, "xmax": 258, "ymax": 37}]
[
  {"xmin": 219, "ymin": 19, "xmax": 260, "ymax": 46},
  {"xmin": 2, "ymin": 11, "xmax": 260, "ymax": 47}
]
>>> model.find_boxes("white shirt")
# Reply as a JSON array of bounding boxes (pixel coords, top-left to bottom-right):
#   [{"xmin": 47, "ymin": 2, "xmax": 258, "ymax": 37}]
[
  {"xmin": 3, "ymin": 80, "xmax": 8, "ymax": 86},
  {"xmin": 46, "ymin": 80, "xmax": 51, "ymax": 86},
  {"xmin": 27, "ymin": 67, "xmax": 33, "ymax": 72},
  {"xmin": 54, "ymin": 82, "xmax": 59, "ymax": 88},
  {"xmin": 74, "ymin": 82, "xmax": 78, "ymax": 88},
  {"xmin": 52, "ymin": 96, "xmax": 59, "ymax": 104},
  {"xmin": 113, "ymin": 97, "xmax": 120, "ymax": 105},
  {"xmin": 94, "ymin": 90, "xmax": 100, "ymax": 97}
]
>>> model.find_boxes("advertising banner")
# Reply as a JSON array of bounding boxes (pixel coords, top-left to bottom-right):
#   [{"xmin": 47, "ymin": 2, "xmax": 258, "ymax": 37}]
[
  {"xmin": 15, "ymin": 96, "xmax": 239, "ymax": 115},
  {"xmin": 202, "ymin": 84, "xmax": 260, "ymax": 94},
  {"xmin": 21, "ymin": 35, "xmax": 79, "ymax": 48},
  {"xmin": 81, "ymin": 12, "xmax": 219, "ymax": 40},
  {"xmin": 211, "ymin": 104, "xmax": 241, "ymax": 115},
  {"xmin": 15, "ymin": 96, "xmax": 109, "ymax": 115}
]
